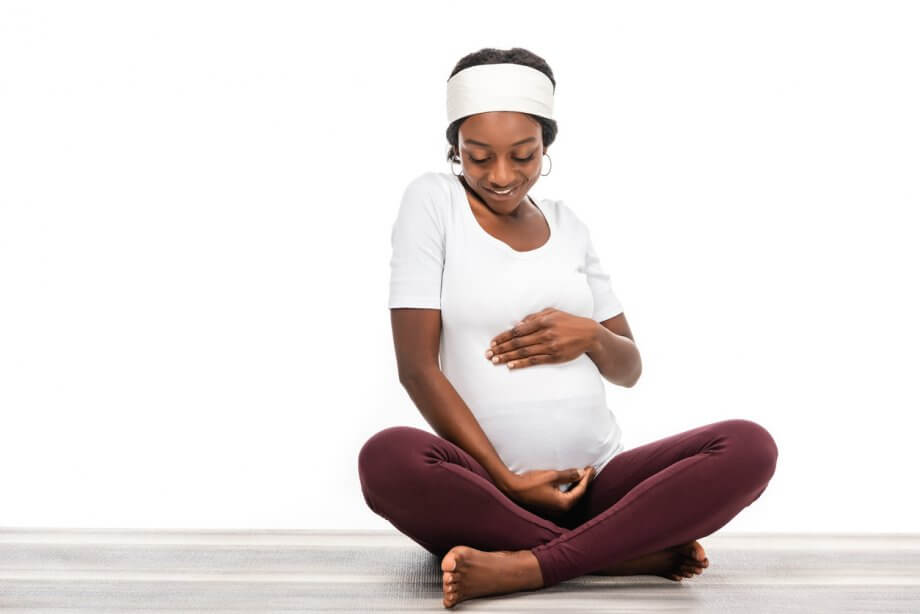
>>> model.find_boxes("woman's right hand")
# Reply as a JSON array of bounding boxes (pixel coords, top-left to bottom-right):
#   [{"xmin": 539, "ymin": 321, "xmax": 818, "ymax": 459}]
[{"xmin": 501, "ymin": 466, "xmax": 596, "ymax": 520}]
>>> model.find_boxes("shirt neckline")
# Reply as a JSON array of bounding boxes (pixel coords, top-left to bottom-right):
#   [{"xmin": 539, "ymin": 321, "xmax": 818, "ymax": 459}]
[{"xmin": 448, "ymin": 172, "xmax": 555, "ymax": 258}]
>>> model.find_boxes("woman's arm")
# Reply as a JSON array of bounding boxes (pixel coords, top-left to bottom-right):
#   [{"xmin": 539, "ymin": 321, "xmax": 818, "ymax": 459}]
[
  {"xmin": 586, "ymin": 312, "xmax": 642, "ymax": 387},
  {"xmin": 392, "ymin": 308, "xmax": 516, "ymax": 493}
]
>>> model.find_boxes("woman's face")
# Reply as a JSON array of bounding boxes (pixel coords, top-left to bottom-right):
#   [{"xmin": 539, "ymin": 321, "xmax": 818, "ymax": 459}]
[{"xmin": 456, "ymin": 111, "xmax": 546, "ymax": 214}]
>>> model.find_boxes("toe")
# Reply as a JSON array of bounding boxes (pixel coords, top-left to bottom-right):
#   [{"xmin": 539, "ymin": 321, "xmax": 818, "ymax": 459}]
[
  {"xmin": 689, "ymin": 541, "xmax": 707, "ymax": 562},
  {"xmin": 441, "ymin": 548, "xmax": 464, "ymax": 573},
  {"xmin": 682, "ymin": 554, "xmax": 707, "ymax": 571}
]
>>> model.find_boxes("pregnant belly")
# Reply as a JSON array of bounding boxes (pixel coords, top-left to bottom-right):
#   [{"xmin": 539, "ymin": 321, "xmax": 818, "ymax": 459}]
[{"xmin": 472, "ymin": 393, "xmax": 618, "ymax": 476}]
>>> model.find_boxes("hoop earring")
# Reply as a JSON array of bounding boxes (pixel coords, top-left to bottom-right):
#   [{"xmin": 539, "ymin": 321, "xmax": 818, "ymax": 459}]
[
  {"xmin": 450, "ymin": 156, "xmax": 463, "ymax": 176},
  {"xmin": 540, "ymin": 153, "xmax": 552, "ymax": 176}
]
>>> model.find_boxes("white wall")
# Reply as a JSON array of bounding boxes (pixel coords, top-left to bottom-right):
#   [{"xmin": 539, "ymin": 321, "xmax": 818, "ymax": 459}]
[{"xmin": 1, "ymin": 0, "xmax": 917, "ymax": 531}]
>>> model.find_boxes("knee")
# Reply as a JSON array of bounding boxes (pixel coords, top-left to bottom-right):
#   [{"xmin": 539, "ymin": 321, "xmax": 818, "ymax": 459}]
[
  {"xmin": 357, "ymin": 426, "xmax": 428, "ymax": 495},
  {"xmin": 721, "ymin": 418, "xmax": 779, "ymax": 484}
]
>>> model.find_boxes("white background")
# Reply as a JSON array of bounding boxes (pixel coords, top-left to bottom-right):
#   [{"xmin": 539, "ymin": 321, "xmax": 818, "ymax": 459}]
[{"xmin": 1, "ymin": 1, "xmax": 917, "ymax": 531}]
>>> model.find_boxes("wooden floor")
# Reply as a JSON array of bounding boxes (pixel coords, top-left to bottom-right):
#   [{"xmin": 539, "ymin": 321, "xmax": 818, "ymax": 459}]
[{"xmin": 1, "ymin": 529, "xmax": 918, "ymax": 612}]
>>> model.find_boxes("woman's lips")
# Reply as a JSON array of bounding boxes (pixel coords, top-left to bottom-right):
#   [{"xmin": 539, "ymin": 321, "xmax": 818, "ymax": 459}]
[{"xmin": 485, "ymin": 185, "xmax": 520, "ymax": 198}]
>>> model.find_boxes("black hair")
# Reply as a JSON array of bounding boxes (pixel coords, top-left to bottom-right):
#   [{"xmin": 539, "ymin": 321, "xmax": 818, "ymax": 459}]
[{"xmin": 445, "ymin": 47, "xmax": 558, "ymax": 164}]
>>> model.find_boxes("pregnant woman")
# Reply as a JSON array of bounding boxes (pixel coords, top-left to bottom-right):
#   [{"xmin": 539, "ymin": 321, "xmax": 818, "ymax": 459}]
[{"xmin": 358, "ymin": 47, "xmax": 778, "ymax": 609}]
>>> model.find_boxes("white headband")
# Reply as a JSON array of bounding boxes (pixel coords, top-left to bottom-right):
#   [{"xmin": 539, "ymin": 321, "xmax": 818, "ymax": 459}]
[{"xmin": 446, "ymin": 63, "xmax": 555, "ymax": 125}]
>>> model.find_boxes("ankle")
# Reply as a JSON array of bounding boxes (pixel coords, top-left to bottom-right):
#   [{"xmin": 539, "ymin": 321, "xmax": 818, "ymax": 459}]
[{"xmin": 514, "ymin": 550, "xmax": 545, "ymax": 590}]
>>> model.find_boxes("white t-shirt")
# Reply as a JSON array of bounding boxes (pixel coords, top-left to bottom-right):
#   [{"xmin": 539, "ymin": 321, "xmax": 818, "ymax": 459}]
[{"xmin": 388, "ymin": 171, "xmax": 626, "ymax": 487}]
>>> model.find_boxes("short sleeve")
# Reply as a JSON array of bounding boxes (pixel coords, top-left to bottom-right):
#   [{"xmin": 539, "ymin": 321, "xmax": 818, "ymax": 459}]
[
  {"xmin": 387, "ymin": 174, "xmax": 447, "ymax": 309},
  {"xmin": 583, "ymin": 226, "xmax": 624, "ymax": 322}
]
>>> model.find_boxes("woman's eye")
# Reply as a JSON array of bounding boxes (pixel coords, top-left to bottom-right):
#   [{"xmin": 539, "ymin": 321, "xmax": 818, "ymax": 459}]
[{"xmin": 469, "ymin": 155, "xmax": 535, "ymax": 164}]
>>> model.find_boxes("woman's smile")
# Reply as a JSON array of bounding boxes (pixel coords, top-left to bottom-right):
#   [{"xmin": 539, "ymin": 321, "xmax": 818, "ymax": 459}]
[{"xmin": 485, "ymin": 185, "xmax": 520, "ymax": 199}]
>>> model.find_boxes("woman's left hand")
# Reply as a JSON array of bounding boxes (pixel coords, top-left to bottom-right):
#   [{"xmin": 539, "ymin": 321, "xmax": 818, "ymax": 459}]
[{"xmin": 485, "ymin": 307, "xmax": 599, "ymax": 370}]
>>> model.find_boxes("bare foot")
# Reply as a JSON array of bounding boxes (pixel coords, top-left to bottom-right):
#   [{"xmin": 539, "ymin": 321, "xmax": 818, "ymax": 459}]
[
  {"xmin": 441, "ymin": 545, "xmax": 544, "ymax": 608},
  {"xmin": 588, "ymin": 540, "xmax": 710, "ymax": 582}
]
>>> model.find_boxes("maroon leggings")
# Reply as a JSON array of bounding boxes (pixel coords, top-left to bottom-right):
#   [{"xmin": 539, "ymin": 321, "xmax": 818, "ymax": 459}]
[{"xmin": 357, "ymin": 418, "xmax": 778, "ymax": 588}]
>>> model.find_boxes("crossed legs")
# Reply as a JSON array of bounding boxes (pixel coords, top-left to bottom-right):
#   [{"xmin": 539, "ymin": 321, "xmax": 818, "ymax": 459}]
[{"xmin": 358, "ymin": 418, "xmax": 778, "ymax": 603}]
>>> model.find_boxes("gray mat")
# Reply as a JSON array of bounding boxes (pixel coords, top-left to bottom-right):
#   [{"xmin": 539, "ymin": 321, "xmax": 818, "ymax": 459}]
[{"xmin": 1, "ymin": 529, "xmax": 918, "ymax": 612}]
